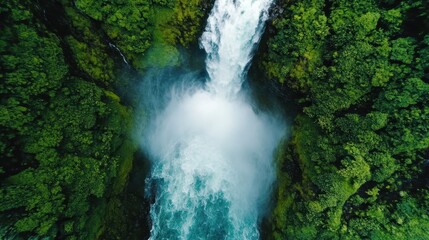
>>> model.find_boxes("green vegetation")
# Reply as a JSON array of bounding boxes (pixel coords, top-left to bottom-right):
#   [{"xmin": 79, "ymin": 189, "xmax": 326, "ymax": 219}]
[
  {"xmin": 264, "ymin": 0, "xmax": 429, "ymax": 239},
  {"xmin": 0, "ymin": 1, "xmax": 133, "ymax": 238},
  {"xmin": 0, "ymin": 0, "xmax": 208, "ymax": 239},
  {"xmin": 74, "ymin": 0, "xmax": 152, "ymax": 67},
  {"xmin": 141, "ymin": 0, "xmax": 209, "ymax": 68},
  {"xmin": 74, "ymin": 0, "xmax": 209, "ymax": 69},
  {"xmin": 2, "ymin": 0, "xmax": 428, "ymax": 239}
]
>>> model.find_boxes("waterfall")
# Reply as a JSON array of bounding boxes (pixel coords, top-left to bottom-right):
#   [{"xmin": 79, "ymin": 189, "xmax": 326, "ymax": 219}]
[
  {"xmin": 201, "ymin": 0, "xmax": 272, "ymax": 96},
  {"xmin": 143, "ymin": 0, "xmax": 284, "ymax": 239}
]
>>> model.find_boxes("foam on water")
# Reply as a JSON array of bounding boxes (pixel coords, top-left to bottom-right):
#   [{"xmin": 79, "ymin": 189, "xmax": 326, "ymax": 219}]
[
  {"xmin": 143, "ymin": 0, "xmax": 284, "ymax": 239},
  {"xmin": 201, "ymin": 0, "xmax": 272, "ymax": 96}
]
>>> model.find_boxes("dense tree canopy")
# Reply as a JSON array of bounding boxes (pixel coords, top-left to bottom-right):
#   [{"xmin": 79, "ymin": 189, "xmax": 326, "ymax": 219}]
[
  {"xmin": 1, "ymin": 0, "xmax": 428, "ymax": 239},
  {"xmin": 0, "ymin": 0, "xmax": 209, "ymax": 239},
  {"xmin": 0, "ymin": 1, "xmax": 134, "ymax": 238},
  {"xmin": 264, "ymin": 0, "xmax": 429, "ymax": 239}
]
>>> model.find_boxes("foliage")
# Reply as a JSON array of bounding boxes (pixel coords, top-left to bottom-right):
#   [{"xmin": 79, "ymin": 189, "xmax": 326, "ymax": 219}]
[
  {"xmin": 0, "ymin": 0, "xmax": 210, "ymax": 238},
  {"xmin": 0, "ymin": 1, "xmax": 135, "ymax": 239},
  {"xmin": 141, "ymin": 0, "xmax": 209, "ymax": 68},
  {"xmin": 74, "ymin": 0, "xmax": 210, "ymax": 69},
  {"xmin": 74, "ymin": 0, "xmax": 152, "ymax": 66},
  {"xmin": 265, "ymin": 0, "xmax": 429, "ymax": 239}
]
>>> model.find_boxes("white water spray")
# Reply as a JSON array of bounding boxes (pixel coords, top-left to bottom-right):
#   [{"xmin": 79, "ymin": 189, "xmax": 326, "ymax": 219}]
[
  {"xmin": 201, "ymin": 0, "xmax": 272, "ymax": 96},
  {"xmin": 144, "ymin": 0, "xmax": 284, "ymax": 239}
]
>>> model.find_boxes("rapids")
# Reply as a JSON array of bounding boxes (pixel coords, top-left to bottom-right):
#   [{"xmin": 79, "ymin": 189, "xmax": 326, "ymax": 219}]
[{"xmin": 143, "ymin": 0, "xmax": 285, "ymax": 239}]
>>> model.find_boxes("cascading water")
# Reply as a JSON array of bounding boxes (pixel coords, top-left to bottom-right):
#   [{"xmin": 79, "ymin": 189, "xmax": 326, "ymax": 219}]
[
  {"xmin": 143, "ymin": 0, "xmax": 284, "ymax": 239},
  {"xmin": 201, "ymin": 0, "xmax": 272, "ymax": 96}
]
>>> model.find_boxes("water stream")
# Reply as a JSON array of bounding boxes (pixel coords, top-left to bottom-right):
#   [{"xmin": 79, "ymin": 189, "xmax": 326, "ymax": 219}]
[{"xmin": 143, "ymin": 0, "xmax": 285, "ymax": 238}]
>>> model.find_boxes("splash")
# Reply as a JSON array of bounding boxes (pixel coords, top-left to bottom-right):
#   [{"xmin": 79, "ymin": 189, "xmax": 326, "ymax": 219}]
[
  {"xmin": 201, "ymin": 0, "xmax": 272, "ymax": 96},
  {"xmin": 143, "ymin": 0, "xmax": 284, "ymax": 239}
]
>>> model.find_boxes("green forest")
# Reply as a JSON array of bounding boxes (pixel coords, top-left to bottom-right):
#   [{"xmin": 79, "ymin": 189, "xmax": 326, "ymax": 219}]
[{"xmin": 1, "ymin": 0, "xmax": 428, "ymax": 239}]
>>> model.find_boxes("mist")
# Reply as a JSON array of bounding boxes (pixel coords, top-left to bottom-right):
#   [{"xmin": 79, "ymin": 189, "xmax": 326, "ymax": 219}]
[{"xmin": 139, "ymin": 0, "xmax": 286, "ymax": 238}]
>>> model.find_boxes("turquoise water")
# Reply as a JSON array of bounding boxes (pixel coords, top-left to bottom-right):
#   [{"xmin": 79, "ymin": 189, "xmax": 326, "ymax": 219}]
[{"xmin": 143, "ymin": 0, "xmax": 285, "ymax": 239}]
